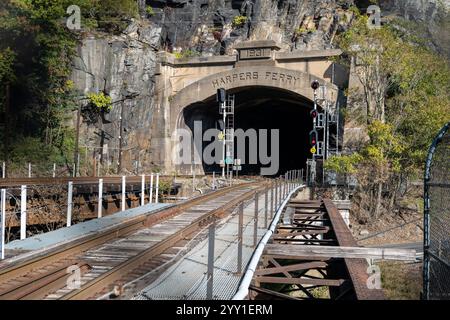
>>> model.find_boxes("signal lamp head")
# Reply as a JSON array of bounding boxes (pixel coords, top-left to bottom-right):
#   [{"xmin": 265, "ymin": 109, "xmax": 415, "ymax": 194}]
[
  {"xmin": 216, "ymin": 88, "xmax": 226, "ymax": 103},
  {"xmin": 309, "ymin": 129, "xmax": 318, "ymax": 146},
  {"xmin": 311, "ymin": 80, "xmax": 320, "ymax": 90}
]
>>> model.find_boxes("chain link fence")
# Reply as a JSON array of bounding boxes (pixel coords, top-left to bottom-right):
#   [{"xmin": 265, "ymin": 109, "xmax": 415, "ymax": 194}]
[{"xmin": 424, "ymin": 122, "xmax": 450, "ymax": 300}]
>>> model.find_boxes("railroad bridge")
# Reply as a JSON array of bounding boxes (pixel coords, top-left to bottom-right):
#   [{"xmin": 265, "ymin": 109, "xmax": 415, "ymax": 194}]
[
  {"xmin": 0, "ymin": 178, "xmax": 417, "ymax": 300},
  {"xmin": 0, "ymin": 42, "xmax": 419, "ymax": 302},
  {"xmin": 149, "ymin": 40, "xmax": 352, "ymax": 175}
]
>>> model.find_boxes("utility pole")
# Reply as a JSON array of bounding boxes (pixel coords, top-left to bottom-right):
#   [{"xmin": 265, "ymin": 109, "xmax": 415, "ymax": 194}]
[
  {"xmin": 4, "ymin": 84, "xmax": 10, "ymax": 177},
  {"xmin": 310, "ymin": 80, "xmax": 320, "ymax": 185},
  {"xmin": 217, "ymin": 88, "xmax": 226, "ymax": 178},
  {"xmin": 100, "ymin": 121, "xmax": 105, "ymax": 165},
  {"xmin": 118, "ymin": 101, "xmax": 124, "ymax": 174},
  {"xmin": 74, "ymin": 103, "xmax": 81, "ymax": 177}
]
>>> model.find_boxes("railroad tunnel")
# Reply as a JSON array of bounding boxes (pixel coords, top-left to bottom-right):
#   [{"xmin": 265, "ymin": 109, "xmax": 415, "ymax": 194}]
[{"xmin": 181, "ymin": 86, "xmax": 314, "ymax": 176}]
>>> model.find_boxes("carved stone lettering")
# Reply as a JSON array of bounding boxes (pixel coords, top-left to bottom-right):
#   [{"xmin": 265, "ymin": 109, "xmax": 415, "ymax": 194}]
[
  {"xmin": 211, "ymin": 70, "xmax": 300, "ymax": 88},
  {"xmin": 240, "ymin": 47, "xmax": 271, "ymax": 60}
]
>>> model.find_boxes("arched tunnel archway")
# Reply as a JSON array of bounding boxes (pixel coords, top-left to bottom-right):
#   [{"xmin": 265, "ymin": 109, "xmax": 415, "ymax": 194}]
[{"xmin": 181, "ymin": 86, "xmax": 314, "ymax": 176}]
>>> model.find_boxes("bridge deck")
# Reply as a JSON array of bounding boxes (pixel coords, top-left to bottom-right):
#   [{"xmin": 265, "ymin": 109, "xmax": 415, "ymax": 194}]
[{"xmin": 249, "ymin": 198, "xmax": 385, "ymax": 300}]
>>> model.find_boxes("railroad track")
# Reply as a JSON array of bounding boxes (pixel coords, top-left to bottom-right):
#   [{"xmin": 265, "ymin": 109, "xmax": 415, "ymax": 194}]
[
  {"xmin": 0, "ymin": 181, "xmax": 266, "ymax": 300},
  {"xmin": 0, "ymin": 175, "xmax": 262, "ymax": 188}
]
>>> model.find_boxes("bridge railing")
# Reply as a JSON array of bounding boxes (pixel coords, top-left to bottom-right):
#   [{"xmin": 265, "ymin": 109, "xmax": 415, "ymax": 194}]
[{"xmin": 423, "ymin": 122, "xmax": 450, "ymax": 300}]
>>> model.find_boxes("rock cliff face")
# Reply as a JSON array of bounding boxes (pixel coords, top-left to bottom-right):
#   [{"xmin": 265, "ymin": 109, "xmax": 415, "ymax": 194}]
[
  {"xmin": 70, "ymin": 0, "xmax": 449, "ymax": 173},
  {"xmin": 71, "ymin": 22, "xmax": 161, "ymax": 173},
  {"xmin": 378, "ymin": 0, "xmax": 450, "ymax": 58},
  {"xmin": 146, "ymin": 0, "xmax": 354, "ymax": 53},
  {"xmin": 72, "ymin": 0, "xmax": 354, "ymax": 173}
]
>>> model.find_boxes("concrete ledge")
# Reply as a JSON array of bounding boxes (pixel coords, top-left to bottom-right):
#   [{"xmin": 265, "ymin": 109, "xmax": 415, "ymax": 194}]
[
  {"xmin": 276, "ymin": 49, "xmax": 342, "ymax": 61},
  {"xmin": 234, "ymin": 40, "xmax": 280, "ymax": 50},
  {"xmin": 4, "ymin": 203, "xmax": 172, "ymax": 254},
  {"xmin": 158, "ymin": 52, "xmax": 237, "ymax": 67}
]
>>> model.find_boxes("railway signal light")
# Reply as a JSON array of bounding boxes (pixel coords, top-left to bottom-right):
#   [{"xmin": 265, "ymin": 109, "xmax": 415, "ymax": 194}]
[
  {"xmin": 309, "ymin": 129, "xmax": 318, "ymax": 148},
  {"xmin": 310, "ymin": 109, "xmax": 318, "ymax": 119},
  {"xmin": 311, "ymin": 80, "xmax": 320, "ymax": 91},
  {"xmin": 216, "ymin": 88, "xmax": 226, "ymax": 103}
]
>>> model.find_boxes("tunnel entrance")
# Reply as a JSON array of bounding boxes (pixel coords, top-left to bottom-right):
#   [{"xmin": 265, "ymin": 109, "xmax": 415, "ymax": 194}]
[{"xmin": 182, "ymin": 86, "xmax": 314, "ymax": 176}]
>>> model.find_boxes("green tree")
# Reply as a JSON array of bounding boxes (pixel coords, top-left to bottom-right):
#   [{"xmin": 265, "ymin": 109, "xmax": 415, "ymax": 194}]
[
  {"xmin": 0, "ymin": 0, "xmax": 139, "ymax": 176},
  {"xmin": 331, "ymin": 10, "xmax": 450, "ymax": 219}
]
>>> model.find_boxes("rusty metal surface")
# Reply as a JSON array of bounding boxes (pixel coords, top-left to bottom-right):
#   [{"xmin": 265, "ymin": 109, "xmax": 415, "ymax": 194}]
[
  {"xmin": 323, "ymin": 199, "xmax": 385, "ymax": 300},
  {"xmin": 250, "ymin": 198, "xmax": 385, "ymax": 300},
  {"xmin": 0, "ymin": 262, "xmax": 90, "ymax": 300}
]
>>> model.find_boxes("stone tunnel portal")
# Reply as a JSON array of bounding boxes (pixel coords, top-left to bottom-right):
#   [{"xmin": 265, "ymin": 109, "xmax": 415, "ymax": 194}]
[{"xmin": 182, "ymin": 86, "xmax": 314, "ymax": 176}]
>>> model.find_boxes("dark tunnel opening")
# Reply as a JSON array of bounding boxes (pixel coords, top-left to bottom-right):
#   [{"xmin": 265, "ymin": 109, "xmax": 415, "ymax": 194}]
[{"xmin": 182, "ymin": 86, "xmax": 314, "ymax": 176}]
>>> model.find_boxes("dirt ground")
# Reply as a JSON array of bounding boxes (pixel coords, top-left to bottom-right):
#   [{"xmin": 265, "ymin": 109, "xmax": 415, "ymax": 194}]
[
  {"xmin": 350, "ymin": 211, "xmax": 423, "ymax": 300},
  {"xmin": 351, "ymin": 212, "xmax": 423, "ymax": 246}
]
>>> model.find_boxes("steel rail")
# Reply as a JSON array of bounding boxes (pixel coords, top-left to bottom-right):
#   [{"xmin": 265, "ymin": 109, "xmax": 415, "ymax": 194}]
[
  {"xmin": 0, "ymin": 182, "xmax": 257, "ymax": 287},
  {"xmin": 59, "ymin": 183, "xmax": 268, "ymax": 300}
]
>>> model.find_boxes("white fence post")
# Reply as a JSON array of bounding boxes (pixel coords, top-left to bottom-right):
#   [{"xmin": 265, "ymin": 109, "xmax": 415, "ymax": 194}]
[
  {"xmin": 28, "ymin": 163, "xmax": 31, "ymax": 178},
  {"xmin": 2, "ymin": 162, "xmax": 5, "ymax": 179},
  {"xmin": 121, "ymin": 176, "xmax": 126, "ymax": 212},
  {"xmin": 149, "ymin": 173, "xmax": 154, "ymax": 204},
  {"xmin": 141, "ymin": 174, "xmax": 145, "ymax": 206},
  {"xmin": 1, "ymin": 189, "xmax": 6, "ymax": 259},
  {"xmin": 98, "ymin": 178, "xmax": 103, "ymax": 218},
  {"xmin": 53, "ymin": 163, "xmax": 56, "ymax": 178},
  {"xmin": 67, "ymin": 181, "xmax": 73, "ymax": 227},
  {"xmin": 155, "ymin": 173, "xmax": 160, "ymax": 204},
  {"xmin": 20, "ymin": 185, "xmax": 27, "ymax": 240}
]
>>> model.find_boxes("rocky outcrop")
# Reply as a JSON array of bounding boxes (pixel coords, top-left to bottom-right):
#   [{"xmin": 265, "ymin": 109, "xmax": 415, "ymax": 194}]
[
  {"xmin": 378, "ymin": 0, "xmax": 450, "ymax": 58},
  {"xmin": 379, "ymin": 0, "xmax": 449, "ymax": 20},
  {"xmin": 71, "ymin": 21, "xmax": 161, "ymax": 174},
  {"xmin": 72, "ymin": 0, "xmax": 355, "ymax": 173},
  {"xmin": 70, "ymin": 0, "xmax": 449, "ymax": 173},
  {"xmin": 145, "ymin": 0, "xmax": 356, "ymax": 54}
]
